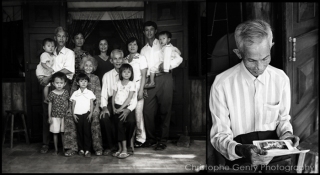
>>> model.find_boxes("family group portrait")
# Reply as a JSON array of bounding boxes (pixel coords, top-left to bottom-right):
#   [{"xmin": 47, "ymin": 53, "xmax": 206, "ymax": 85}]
[
  {"xmin": 2, "ymin": 1, "xmax": 319, "ymax": 174},
  {"xmin": 2, "ymin": 0, "xmax": 206, "ymax": 173}
]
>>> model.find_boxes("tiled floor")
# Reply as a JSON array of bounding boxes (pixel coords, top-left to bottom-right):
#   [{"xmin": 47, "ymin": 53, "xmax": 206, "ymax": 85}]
[{"xmin": 2, "ymin": 140, "xmax": 206, "ymax": 173}]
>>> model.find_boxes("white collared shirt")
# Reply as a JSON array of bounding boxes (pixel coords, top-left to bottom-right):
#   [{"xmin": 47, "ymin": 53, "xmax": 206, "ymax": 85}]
[
  {"xmin": 70, "ymin": 88, "xmax": 96, "ymax": 115},
  {"xmin": 101, "ymin": 68, "xmax": 137, "ymax": 111},
  {"xmin": 52, "ymin": 46, "xmax": 75, "ymax": 80},
  {"xmin": 159, "ymin": 43, "xmax": 183, "ymax": 72},
  {"xmin": 209, "ymin": 61, "xmax": 293, "ymax": 161},
  {"xmin": 124, "ymin": 53, "xmax": 148, "ymax": 83},
  {"xmin": 113, "ymin": 81, "xmax": 136, "ymax": 106},
  {"xmin": 140, "ymin": 39, "xmax": 161, "ymax": 76}
]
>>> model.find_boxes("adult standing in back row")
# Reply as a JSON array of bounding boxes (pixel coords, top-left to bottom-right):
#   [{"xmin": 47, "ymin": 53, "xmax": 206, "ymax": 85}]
[
  {"xmin": 39, "ymin": 26, "xmax": 75, "ymax": 154},
  {"xmin": 94, "ymin": 38, "xmax": 114, "ymax": 83},
  {"xmin": 140, "ymin": 21, "xmax": 183, "ymax": 150}
]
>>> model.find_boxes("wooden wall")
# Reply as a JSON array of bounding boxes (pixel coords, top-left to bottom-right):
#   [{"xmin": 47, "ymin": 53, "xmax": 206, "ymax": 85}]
[{"xmin": 190, "ymin": 79, "xmax": 206, "ymax": 137}]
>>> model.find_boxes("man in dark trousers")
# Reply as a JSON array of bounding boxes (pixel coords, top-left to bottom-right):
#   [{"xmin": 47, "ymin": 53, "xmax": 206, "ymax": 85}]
[{"xmin": 141, "ymin": 21, "xmax": 182, "ymax": 150}]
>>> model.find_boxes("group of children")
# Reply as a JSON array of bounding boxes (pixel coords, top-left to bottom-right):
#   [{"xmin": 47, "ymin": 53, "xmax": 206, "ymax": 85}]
[{"xmin": 35, "ymin": 28, "xmax": 182, "ymax": 157}]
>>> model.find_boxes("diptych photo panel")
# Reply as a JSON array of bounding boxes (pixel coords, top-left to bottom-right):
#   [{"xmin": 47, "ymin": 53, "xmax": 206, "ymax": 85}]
[
  {"xmin": 2, "ymin": 0, "xmax": 319, "ymax": 174},
  {"xmin": 207, "ymin": 2, "xmax": 318, "ymax": 173}
]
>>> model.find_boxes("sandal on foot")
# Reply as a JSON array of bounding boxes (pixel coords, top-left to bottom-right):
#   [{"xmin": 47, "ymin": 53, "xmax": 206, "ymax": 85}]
[
  {"xmin": 154, "ymin": 143, "xmax": 167, "ymax": 151},
  {"xmin": 79, "ymin": 150, "xmax": 85, "ymax": 156},
  {"xmin": 64, "ymin": 150, "xmax": 76, "ymax": 157},
  {"xmin": 40, "ymin": 145, "xmax": 49, "ymax": 154},
  {"xmin": 134, "ymin": 141, "xmax": 143, "ymax": 148},
  {"xmin": 117, "ymin": 152, "xmax": 131, "ymax": 159},
  {"xmin": 52, "ymin": 151, "xmax": 59, "ymax": 156},
  {"xmin": 95, "ymin": 150, "xmax": 102, "ymax": 156},
  {"xmin": 112, "ymin": 151, "xmax": 121, "ymax": 157},
  {"xmin": 84, "ymin": 151, "xmax": 91, "ymax": 158}
]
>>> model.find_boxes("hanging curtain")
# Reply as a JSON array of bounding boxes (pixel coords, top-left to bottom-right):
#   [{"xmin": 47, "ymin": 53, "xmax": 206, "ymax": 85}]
[
  {"xmin": 67, "ymin": 12, "xmax": 104, "ymax": 48},
  {"xmin": 108, "ymin": 11, "xmax": 144, "ymax": 46}
]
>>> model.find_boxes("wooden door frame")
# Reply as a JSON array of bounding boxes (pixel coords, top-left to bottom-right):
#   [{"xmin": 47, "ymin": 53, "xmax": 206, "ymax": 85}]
[
  {"xmin": 282, "ymin": 2, "xmax": 319, "ymax": 131},
  {"xmin": 23, "ymin": 1, "xmax": 67, "ymax": 141}
]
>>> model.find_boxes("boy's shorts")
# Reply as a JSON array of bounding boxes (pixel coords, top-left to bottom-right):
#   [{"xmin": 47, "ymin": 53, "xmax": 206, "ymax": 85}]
[{"xmin": 50, "ymin": 117, "xmax": 64, "ymax": 133}]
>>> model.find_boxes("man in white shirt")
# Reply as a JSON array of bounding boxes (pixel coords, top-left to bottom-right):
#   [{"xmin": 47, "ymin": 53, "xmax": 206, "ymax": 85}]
[
  {"xmin": 140, "ymin": 21, "xmax": 182, "ymax": 150},
  {"xmin": 100, "ymin": 49, "xmax": 137, "ymax": 155},
  {"xmin": 209, "ymin": 20, "xmax": 300, "ymax": 172},
  {"xmin": 38, "ymin": 26, "xmax": 75, "ymax": 154}
]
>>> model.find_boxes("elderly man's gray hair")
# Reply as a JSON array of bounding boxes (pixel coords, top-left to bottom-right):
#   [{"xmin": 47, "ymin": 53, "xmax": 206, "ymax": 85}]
[
  {"xmin": 234, "ymin": 19, "xmax": 273, "ymax": 53},
  {"xmin": 54, "ymin": 26, "xmax": 69, "ymax": 37}
]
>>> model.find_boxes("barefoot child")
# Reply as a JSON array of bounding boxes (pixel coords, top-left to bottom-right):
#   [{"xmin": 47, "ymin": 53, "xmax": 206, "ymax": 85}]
[
  {"xmin": 36, "ymin": 38, "xmax": 56, "ymax": 103},
  {"xmin": 144, "ymin": 31, "xmax": 183, "ymax": 89},
  {"xmin": 112, "ymin": 63, "xmax": 136, "ymax": 159},
  {"xmin": 48, "ymin": 72, "xmax": 69, "ymax": 155},
  {"xmin": 70, "ymin": 73, "xmax": 96, "ymax": 157}
]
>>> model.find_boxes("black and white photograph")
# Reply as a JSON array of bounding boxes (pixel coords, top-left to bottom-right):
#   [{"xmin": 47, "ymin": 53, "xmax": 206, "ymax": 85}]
[
  {"xmin": 259, "ymin": 141, "xmax": 289, "ymax": 151},
  {"xmin": 2, "ymin": 1, "xmax": 319, "ymax": 174},
  {"xmin": 2, "ymin": 0, "xmax": 206, "ymax": 173},
  {"xmin": 207, "ymin": 2, "xmax": 319, "ymax": 173}
]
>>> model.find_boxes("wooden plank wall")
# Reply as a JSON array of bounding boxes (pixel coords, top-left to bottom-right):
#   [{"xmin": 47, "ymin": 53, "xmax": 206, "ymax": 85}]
[{"xmin": 190, "ymin": 79, "xmax": 206, "ymax": 137}]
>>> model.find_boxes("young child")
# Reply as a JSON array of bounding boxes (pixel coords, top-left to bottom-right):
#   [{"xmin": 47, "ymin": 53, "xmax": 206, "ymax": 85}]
[
  {"xmin": 70, "ymin": 73, "xmax": 96, "ymax": 158},
  {"xmin": 112, "ymin": 63, "xmax": 136, "ymax": 159},
  {"xmin": 144, "ymin": 31, "xmax": 183, "ymax": 89},
  {"xmin": 47, "ymin": 72, "xmax": 69, "ymax": 155},
  {"xmin": 36, "ymin": 38, "xmax": 56, "ymax": 103}
]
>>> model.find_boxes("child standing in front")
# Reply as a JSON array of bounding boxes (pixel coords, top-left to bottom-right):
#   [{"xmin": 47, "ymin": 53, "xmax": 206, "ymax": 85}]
[
  {"xmin": 112, "ymin": 63, "xmax": 136, "ymax": 159},
  {"xmin": 144, "ymin": 31, "xmax": 183, "ymax": 89},
  {"xmin": 70, "ymin": 73, "xmax": 96, "ymax": 157},
  {"xmin": 48, "ymin": 72, "xmax": 69, "ymax": 155},
  {"xmin": 36, "ymin": 38, "xmax": 56, "ymax": 103}
]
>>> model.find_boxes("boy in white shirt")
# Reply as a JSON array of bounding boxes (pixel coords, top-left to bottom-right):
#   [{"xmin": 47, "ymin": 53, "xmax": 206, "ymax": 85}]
[{"xmin": 70, "ymin": 73, "xmax": 96, "ymax": 157}]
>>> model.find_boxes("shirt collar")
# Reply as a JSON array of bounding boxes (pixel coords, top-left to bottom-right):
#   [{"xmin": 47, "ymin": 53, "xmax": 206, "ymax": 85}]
[
  {"xmin": 112, "ymin": 68, "xmax": 119, "ymax": 77},
  {"xmin": 76, "ymin": 88, "xmax": 89, "ymax": 94},
  {"xmin": 240, "ymin": 61, "xmax": 267, "ymax": 85},
  {"xmin": 146, "ymin": 39, "xmax": 159, "ymax": 47},
  {"xmin": 55, "ymin": 46, "xmax": 67, "ymax": 55},
  {"xmin": 124, "ymin": 53, "xmax": 140, "ymax": 64}
]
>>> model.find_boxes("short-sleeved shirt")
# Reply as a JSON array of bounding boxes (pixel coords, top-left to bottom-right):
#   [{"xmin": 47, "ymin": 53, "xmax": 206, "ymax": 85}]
[
  {"xmin": 124, "ymin": 53, "xmax": 148, "ymax": 83},
  {"xmin": 94, "ymin": 55, "xmax": 114, "ymax": 83},
  {"xmin": 47, "ymin": 90, "xmax": 69, "ymax": 118},
  {"xmin": 36, "ymin": 52, "xmax": 55, "ymax": 77},
  {"xmin": 113, "ymin": 81, "xmax": 136, "ymax": 106},
  {"xmin": 140, "ymin": 39, "xmax": 161, "ymax": 76},
  {"xmin": 70, "ymin": 88, "xmax": 96, "ymax": 115},
  {"xmin": 52, "ymin": 46, "xmax": 75, "ymax": 80}
]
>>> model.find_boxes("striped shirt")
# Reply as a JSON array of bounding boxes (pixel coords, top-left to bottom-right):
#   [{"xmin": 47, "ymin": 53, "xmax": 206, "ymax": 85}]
[{"xmin": 209, "ymin": 61, "xmax": 293, "ymax": 161}]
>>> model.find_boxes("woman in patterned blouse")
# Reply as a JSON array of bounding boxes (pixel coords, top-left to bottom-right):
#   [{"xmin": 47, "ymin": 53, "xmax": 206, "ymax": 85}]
[
  {"xmin": 72, "ymin": 31, "xmax": 89, "ymax": 82},
  {"xmin": 64, "ymin": 55, "xmax": 104, "ymax": 157}
]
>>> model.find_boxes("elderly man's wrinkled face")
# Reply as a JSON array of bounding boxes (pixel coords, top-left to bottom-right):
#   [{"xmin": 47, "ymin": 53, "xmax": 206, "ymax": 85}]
[{"xmin": 242, "ymin": 38, "xmax": 271, "ymax": 77}]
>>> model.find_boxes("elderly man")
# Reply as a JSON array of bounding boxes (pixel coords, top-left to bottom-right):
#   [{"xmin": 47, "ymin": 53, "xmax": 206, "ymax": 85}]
[
  {"xmin": 100, "ymin": 49, "xmax": 137, "ymax": 155},
  {"xmin": 209, "ymin": 19, "xmax": 299, "ymax": 172},
  {"xmin": 39, "ymin": 26, "xmax": 75, "ymax": 154}
]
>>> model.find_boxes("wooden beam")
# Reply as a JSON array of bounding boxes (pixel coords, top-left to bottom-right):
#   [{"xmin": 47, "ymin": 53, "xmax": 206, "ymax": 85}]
[{"xmin": 68, "ymin": 7, "xmax": 144, "ymax": 12}]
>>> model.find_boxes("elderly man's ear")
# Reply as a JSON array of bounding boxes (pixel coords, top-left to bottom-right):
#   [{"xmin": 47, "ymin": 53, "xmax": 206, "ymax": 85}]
[{"xmin": 233, "ymin": 49, "xmax": 242, "ymax": 59}]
